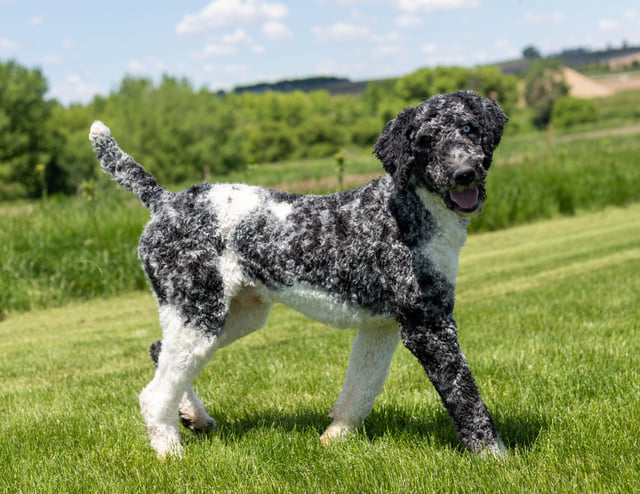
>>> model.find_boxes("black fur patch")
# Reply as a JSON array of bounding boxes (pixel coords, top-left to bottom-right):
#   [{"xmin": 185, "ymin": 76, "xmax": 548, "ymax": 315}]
[{"xmin": 138, "ymin": 184, "xmax": 227, "ymax": 335}]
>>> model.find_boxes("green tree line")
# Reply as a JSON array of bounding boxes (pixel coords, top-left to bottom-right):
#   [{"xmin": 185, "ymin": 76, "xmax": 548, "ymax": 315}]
[{"xmin": 3, "ymin": 59, "xmax": 571, "ymax": 200}]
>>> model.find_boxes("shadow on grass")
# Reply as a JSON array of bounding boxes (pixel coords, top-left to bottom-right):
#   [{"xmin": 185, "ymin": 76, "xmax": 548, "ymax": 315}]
[{"xmin": 187, "ymin": 403, "xmax": 549, "ymax": 453}]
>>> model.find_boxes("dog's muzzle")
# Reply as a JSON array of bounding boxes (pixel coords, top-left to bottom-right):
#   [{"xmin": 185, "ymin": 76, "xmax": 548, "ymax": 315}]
[{"xmin": 446, "ymin": 166, "xmax": 486, "ymax": 217}]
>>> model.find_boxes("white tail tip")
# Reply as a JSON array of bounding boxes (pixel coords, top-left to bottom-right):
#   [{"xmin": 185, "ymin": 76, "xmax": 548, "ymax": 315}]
[{"xmin": 89, "ymin": 120, "xmax": 111, "ymax": 142}]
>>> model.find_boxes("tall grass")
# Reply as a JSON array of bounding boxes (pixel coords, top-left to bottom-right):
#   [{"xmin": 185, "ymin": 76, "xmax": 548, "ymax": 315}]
[
  {"xmin": 0, "ymin": 191, "xmax": 149, "ymax": 313},
  {"xmin": 1, "ymin": 204, "xmax": 638, "ymax": 492},
  {"xmin": 473, "ymin": 132, "xmax": 640, "ymax": 231},
  {"xmin": 1, "ymin": 131, "xmax": 639, "ymax": 314}
]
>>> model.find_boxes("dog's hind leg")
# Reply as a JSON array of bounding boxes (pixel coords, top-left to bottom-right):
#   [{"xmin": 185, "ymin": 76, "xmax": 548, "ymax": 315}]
[
  {"xmin": 139, "ymin": 305, "xmax": 221, "ymax": 458},
  {"xmin": 320, "ymin": 325, "xmax": 399, "ymax": 445},
  {"xmin": 148, "ymin": 340, "xmax": 216, "ymax": 434}
]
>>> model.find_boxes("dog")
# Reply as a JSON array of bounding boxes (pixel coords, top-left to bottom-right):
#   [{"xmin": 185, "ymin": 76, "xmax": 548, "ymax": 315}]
[{"xmin": 89, "ymin": 90, "xmax": 508, "ymax": 458}]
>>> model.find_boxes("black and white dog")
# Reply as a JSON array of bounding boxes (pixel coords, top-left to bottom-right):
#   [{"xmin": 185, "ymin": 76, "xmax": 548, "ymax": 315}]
[{"xmin": 89, "ymin": 90, "xmax": 508, "ymax": 458}]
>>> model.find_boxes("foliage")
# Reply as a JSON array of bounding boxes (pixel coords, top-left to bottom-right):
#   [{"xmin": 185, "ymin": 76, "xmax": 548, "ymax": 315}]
[
  {"xmin": 523, "ymin": 59, "xmax": 569, "ymax": 129},
  {"xmin": 0, "ymin": 61, "xmax": 522, "ymax": 199},
  {"xmin": 591, "ymin": 88, "xmax": 640, "ymax": 123},
  {"xmin": 522, "ymin": 45, "xmax": 542, "ymax": 59},
  {"xmin": 99, "ymin": 76, "xmax": 248, "ymax": 184},
  {"xmin": 1, "ymin": 205, "xmax": 639, "ymax": 492},
  {"xmin": 551, "ymin": 96, "xmax": 599, "ymax": 128},
  {"xmin": 392, "ymin": 66, "xmax": 518, "ymax": 113},
  {"xmin": 0, "ymin": 61, "xmax": 61, "ymax": 199}
]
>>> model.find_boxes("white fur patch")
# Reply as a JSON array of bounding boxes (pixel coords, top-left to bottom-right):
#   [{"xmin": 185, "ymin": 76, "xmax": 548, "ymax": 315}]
[
  {"xmin": 265, "ymin": 282, "xmax": 394, "ymax": 330},
  {"xmin": 415, "ymin": 188, "xmax": 468, "ymax": 283},
  {"xmin": 207, "ymin": 184, "xmax": 261, "ymax": 239},
  {"xmin": 267, "ymin": 199, "xmax": 293, "ymax": 222}
]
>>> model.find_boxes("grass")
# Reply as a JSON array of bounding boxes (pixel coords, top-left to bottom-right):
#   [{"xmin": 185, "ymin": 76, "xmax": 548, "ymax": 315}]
[
  {"xmin": 1, "ymin": 203, "xmax": 639, "ymax": 492},
  {"xmin": 0, "ymin": 191, "xmax": 149, "ymax": 314}
]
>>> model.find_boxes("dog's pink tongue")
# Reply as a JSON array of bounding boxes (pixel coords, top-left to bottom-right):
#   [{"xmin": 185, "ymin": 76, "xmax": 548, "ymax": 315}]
[{"xmin": 449, "ymin": 187, "xmax": 479, "ymax": 209}]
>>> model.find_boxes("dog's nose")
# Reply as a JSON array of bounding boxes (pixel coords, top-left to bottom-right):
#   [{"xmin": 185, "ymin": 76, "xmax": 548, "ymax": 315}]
[{"xmin": 453, "ymin": 167, "xmax": 478, "ymax": 186}]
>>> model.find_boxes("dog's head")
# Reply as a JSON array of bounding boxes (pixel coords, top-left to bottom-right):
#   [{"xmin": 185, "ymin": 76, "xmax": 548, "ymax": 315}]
[{"xmin": 374, "ymin": 91, "xmax": 508, "ymax": 218}]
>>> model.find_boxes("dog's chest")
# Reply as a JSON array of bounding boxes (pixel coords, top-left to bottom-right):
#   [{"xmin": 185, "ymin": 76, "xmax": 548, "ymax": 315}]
[
  {"xmin": 415, "ymin": 189, "xmax": 468, "ymax": 284},
  {"xmin": 418, "ymin": 223, "xmax": 466, "ymax": 284}
]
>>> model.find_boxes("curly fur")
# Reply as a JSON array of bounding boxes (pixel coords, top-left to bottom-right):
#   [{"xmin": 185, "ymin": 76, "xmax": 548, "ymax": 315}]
[{"xmin": 89, "ymin": 91, "xmax": 509, "ymax": 458}]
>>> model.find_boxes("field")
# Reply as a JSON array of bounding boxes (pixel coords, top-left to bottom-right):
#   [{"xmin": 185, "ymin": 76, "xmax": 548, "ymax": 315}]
[
  {"xmin": 2, "ymin": 112, "xmax": 640, "ymax": 491},
  {"xmin": 1, "ymin": 204, "xmax": 639, "ymax": 493}
]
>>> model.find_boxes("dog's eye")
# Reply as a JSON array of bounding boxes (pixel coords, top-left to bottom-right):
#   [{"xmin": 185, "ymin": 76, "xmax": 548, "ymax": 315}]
[{"xmin": 462, "ymin": 125, "xmax": 472, "ymax": 134}]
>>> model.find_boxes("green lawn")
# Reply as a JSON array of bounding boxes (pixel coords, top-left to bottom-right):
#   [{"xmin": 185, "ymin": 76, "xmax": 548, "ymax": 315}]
[{"xmin": 1, "ymin": 204, "xmax": 639, "ymax": 493}]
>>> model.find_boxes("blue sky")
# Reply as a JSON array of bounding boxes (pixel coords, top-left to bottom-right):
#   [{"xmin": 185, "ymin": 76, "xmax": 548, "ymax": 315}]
[{"xmin": 1, "ymin": 0, "xmax": 639, "ymax": 105}]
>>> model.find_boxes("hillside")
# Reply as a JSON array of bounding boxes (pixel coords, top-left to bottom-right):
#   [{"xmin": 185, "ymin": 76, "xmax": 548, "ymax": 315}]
[{"xmin": 230, "ymin": 45, "xmax": 640, "ymax": 97}]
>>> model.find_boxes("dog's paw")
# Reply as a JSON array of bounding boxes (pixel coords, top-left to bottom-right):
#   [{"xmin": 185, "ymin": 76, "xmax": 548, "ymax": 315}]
[
  {"xmin": 477, "ymin": 435, "xmax": 509, "ymax": 459},
  {"xmin": 148, "ymin": 428, "xmax": 184, "ymax": 460},
  {"xmin": 319, "ymin": 420, "xmax": 353, "ymax": 446},
  {"xmin": 180, "ymin": 413, "xmax": 217, "ymax": 434}
]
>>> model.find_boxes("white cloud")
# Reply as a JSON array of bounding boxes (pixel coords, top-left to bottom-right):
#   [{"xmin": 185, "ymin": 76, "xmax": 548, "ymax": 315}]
[
  {"xmin": 598, "ymin": 18, "xmax": 618, "ymax": 31},
  {"xmin": 191, "ymin": 28, "xmax": 258, "ymax": 59},
  {"xmin": 41, "ymin": 54, "xmax": 61, "ymax": 64},
  {"xmin": 262, "ymin": 21, "xmax": 293, "ymax": 40},
  {"xmin": 50, "ymin": 74, "xmax": 105, "ymax": 105},
  {"xmin": 520, "ymin": 11, "xmax": 566, "ymax": 24},
  {"xmin": 622, "ymin": 10, "xmax": 638, "ymax": 21},
  {"xmin": 127, "ymin": 58, "xmax": 169, "ymax": 75},
  {"xmin": 370, "ymin": 31, "xmax": 403, "ymax": 44},
  {"xmin": 222, "ymin": 28, "xmax": 253, "ymax": 44},
  {"xmin": 251, "ymin": 44, "xmax": 266, "ymax": 54},
  {"xmin": 0, "ymin": 37, "xmax": 18, "ymax": 53},
  {"xmin": 371, "ymin": 44, "xmax": 402, "ymax": 58},
  {"xmin": 394, "ymin": 15, "xmax": 423, "ymax": 27},
  {"xmin": 29, "ymin": 16, "xmax": 44, "ymax": 26},
  {"xmin": 177, "ymin": 0, "xmax": 288, "ymax": 35},
  {"xmin": 315, "ymin": 0, "xmax": 376, "ymax": 3},
  {"xmin": 149, "ymin": 57, "xmax": 169, "ymax": 72},
  {"xmin": 62, "ymin": 38, "xmax": 74, "ymax": 49},
  {"xmin": 420, "ymin": 43, "xmax": 437, "ymax": 54},
  {"xmin": 204, "ymin": 63, "xmax": 250, "ymax": 75},
  {"xmin": 128, "ymin": 60, "xmax": 148, "ymax": 74},
  {"xmin": 193, "ymin": 43, "xmax": 238, "ymax": 58},
  {"xmin": 312, "ymin": 22, "xmax": 371, "ymax": 42},
  {"xmin": 493, "ymin": 39, "xmax": 519, "ymax": 60},
  {"xmin": 394, "ymin": 0, "xmax": 480, "ymax": 13}
]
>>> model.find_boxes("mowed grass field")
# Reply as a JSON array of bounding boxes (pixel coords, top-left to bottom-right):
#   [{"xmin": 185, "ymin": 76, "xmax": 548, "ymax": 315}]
[{"xmin": 1, "ymin": 204, "xmax": 639, "ymax": 493}]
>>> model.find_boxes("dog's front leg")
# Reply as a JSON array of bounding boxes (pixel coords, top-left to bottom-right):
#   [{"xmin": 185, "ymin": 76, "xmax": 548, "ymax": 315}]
[{"xmin": 400, "ymin": 315, "xmax": 505, "ymax": 456}]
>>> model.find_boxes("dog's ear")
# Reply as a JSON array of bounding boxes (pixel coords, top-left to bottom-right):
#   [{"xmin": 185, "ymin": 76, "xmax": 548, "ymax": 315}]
[
  {"xmin": 482, "ymin": 98, "xmax": 509, "ymax": 153},
  {"xmin": 373, "ymin": 106, "xmax": 418, "ymax": 191}
]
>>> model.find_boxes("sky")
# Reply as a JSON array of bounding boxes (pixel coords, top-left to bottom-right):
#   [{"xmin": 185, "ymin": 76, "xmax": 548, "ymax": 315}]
[{"xmin": 1, "ymin": 0, "xmax": 639, "ymax": 105}]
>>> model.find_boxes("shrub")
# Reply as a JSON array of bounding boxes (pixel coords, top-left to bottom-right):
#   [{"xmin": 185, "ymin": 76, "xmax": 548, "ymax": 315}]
[{"xmin": 552, "ymin": 97, "xmax": 599, "ymax": 128}]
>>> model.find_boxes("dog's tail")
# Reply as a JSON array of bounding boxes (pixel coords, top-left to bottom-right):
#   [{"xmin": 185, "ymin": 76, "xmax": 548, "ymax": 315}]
[{"xmin": 89, "ymin": 121, "xmax": 170, "ymax": 211}]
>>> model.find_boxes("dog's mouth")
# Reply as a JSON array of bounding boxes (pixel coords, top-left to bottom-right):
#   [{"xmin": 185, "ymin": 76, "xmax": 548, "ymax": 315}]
[{"xmin": 445, "ymin": 184, "xmax": 485, "ymax": 217}]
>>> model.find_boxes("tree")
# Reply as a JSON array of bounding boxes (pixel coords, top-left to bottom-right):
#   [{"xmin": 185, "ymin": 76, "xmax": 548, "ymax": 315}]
[
  {"xmin": 523, "ymin": 59, "xmax": 569, "ymax": 129},
  {"xmin": 393, "ymin": 66, "xmax": 518, "ymax": 114},
  {"xmin": 523, "ymin": 45, "xmax": 542, "ymax": 60},
  {"xmin": 0, "ymin": 60, "xmax": 59, "ymax": 198}
]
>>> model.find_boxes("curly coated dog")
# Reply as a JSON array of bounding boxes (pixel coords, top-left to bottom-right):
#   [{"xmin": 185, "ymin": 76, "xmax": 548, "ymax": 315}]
[{"xmin": 89, "ymin": 90, "xmax": 509, "ymax": 458}]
